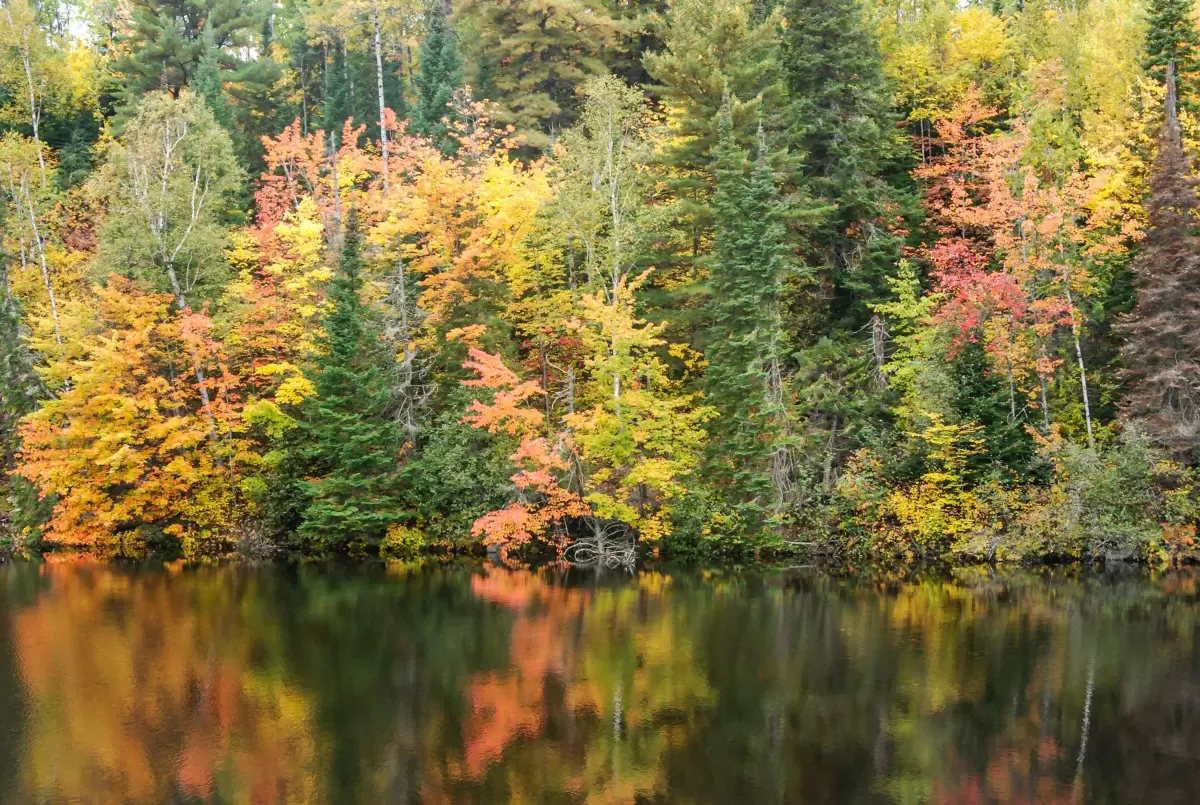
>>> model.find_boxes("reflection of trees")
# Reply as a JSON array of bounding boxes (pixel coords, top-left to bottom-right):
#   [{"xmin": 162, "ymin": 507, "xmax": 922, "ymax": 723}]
[
  {"xmin": 9, "ymin": 559, "xmax": 323, "ymax": 805},
  {"xmin": 2, "ymin": 562, "xmax": 1200, "ymax": 804},
  {"xmin": 422, "ymin": 567, "xmax": 714, "ymax": 805}
]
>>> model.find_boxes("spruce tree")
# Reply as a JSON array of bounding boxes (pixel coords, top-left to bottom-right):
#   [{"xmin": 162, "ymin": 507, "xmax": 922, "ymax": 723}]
[
  {"xmin": 296, "ymin": 212, "xmax": 403, "ymax": 552},
  {"xmin": 705, "ymin": 104, "xmax": 794, "ymax": 510},
  {"xmin": 454, "ymin": 0, "xmax": 622, "ymax": 148},
  {"xmin": 412, "ymin": 1, "xmax": 462, "ymax": 152},
  {"xmin": 642, "ymin": 0, "xmax": 783, "ymax": 273},
  {"xmin": 1144, "ymin": 0, "xmax": 1200, "ymax": 99},
  {"xmin": 320, "ymin": 40, "xmax": 405, "ymax": 139},
  {"xmin": 1120, "ymin": 69, "xmax": 1200, "ymax": 459},
  {"xmin": 192, "ymin": 26, "xmax": 233, "ymax": 130},
  {"xmin": 780, "ymin": 0, "xmax": 903, "ymax": 320}
]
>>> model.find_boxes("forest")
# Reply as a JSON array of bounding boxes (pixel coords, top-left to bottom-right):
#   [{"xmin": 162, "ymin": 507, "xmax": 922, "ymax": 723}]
[{"xmin": 0, "ymin": 0, "xmax": 1198, "ymax": 564}]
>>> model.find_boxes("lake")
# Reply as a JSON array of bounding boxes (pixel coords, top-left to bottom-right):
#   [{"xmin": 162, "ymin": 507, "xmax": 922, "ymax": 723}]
[{"xmin": 1, "ymin": 559, "xmax": 1198, "ymax": 804}]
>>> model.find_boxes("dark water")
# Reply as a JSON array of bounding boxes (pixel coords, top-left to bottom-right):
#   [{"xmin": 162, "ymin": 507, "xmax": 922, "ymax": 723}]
[{"xmin": 1, "ymin": 561, "xmax": 1199, "ymax": 804}]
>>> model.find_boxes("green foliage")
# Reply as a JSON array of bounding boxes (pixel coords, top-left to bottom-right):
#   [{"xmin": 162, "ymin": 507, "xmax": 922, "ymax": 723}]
[
  {"xmin": 320, "ymin": 39, "xmax": 407, "ymax": 139},
  {"xmin": 412, "ymin": 1, "xmax": 462, "ymax": 152},
  {"xmin": 110, "ymin": 0, "xmax": 281, "ymax": 144},
  {"xmin": 948, "ymin": 341, "xmax": 1035, "ymax": 478},
  {"xmin": 292, "ymin": 214, "xmax": 404, "ymax": 553},
  {"xmin": 642, "ymin": 0, "xmax": 783, "ymax": 269},
  {"xmin": 191, "ymin": 25, "xmax": 233, "ymax": 130},
  {"xmin": 1144, "ymin": 0, "xmax": 1200, "ymax": 96},
  {"xmin": 704, "ymin": 104, "xmax": 794, "ymax": 511},
  {"xmin": 401, "ymin": 406, "xmax": 517, "ymax": 545},
  {"xmin": 781, "ymin": 0, "xmax": 907, "ymax": 320},
  {"xmin": 454, "ymin": 0, "xmax": 624, "ymax": 148},
  {"xmin": 93, "ymin": 90, "xmax": 244, "ymax": 305}
]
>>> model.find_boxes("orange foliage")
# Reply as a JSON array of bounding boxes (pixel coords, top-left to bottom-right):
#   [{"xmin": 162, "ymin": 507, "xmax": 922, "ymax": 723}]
[
  {"xmin": 15, "ymin": 277, "xmax": 240, "ymax": 546},
  {"xmin": 462, "ymin": 348, "xmax": 590, "ymax": 559}
]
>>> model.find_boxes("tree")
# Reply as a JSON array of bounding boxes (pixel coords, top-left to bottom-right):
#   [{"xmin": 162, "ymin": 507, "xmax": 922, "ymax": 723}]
[
  {"xmin": 95, "ymin": 91, "xmax": 243, "ymax": 311},
  {"xmin": 412, "ymin": 0, "xmax": 462, "ymax": 152},
  {"xmin": 0, "ymin": 231, "xmax": 41, "ymax": 479},
  {"xmin": 454, "ymin": 0, "xmax": 624, "ymax": 148},
  {"xmin": 462, "ymin": 348, "xmax": 590, "ymax": 561},
  {"xmin": 1120, "ymin": 70, "xmax": 1200, "ymax": 460},
  {"xmin": 109, "ymin": 0, "xmax": 278, "ymax": 118},
  {"xmin": 1143, "ymin": 0, "xmax": 1200, "ymax": 101},
  {"xmin": 0, "ymin": 0, "xmax": 69, "ymax": 181},
  {"xmin": 566, "ymin": 274, "xmax": 713, "ymax": 544},
  {"xmin": 15, "ymin": 277, "xmax": 238, "ymax": 547},
  {"xmin": 191, "ymin": 24, "xmax": 234, "ymax": 130},
  {"xmin": 642, "ymin": 0, "xmax": 783, "ymax": 270},
  {"xmin": 781, "ymin": 0, "xmax": 904, "ymax": 319},
  {"xmin": 0, "ymin": 133, "xmax": 63, "ymax": 348},
  {"xmin": 704, "ymin": 107, "xmax": 795, "ymax": 511},
  {"xmin": 94, "ymin": 90, "xmax": 243, "ymax": 417},
  {"xmin": 293, "ymin": 211, "xmax": 403, "ymax": 552}
]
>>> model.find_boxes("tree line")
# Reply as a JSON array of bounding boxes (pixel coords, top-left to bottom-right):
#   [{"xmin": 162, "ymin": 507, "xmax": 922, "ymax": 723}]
[{"xmin": 1, "ymin": 0, "xmax": 1199, "ymax": 563}]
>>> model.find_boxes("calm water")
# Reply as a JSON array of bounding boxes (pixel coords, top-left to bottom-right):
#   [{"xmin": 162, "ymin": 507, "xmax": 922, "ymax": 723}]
[{"xmin": 1, "ymin": 561, "xmax": 1199, "ymax": 804}]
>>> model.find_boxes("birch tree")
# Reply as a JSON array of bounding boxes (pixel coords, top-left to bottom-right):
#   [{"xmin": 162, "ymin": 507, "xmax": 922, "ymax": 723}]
[{"xmin": 94, "ymin": 90, "xmax": 242, "ymax": 412}]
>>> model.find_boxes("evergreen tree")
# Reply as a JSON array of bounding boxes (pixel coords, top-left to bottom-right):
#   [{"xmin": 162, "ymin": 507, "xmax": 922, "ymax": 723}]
[
  {"xmin": 321, "ymin": 42, "xmax": 354, "ymax": 133},
  {"xmin": 778, "ymin": 0, "xmax": 911, "ymax": 493},
  {"xmin": 112, "ymin": 0, "xmax": 277, "ymax": 111},
  {"xmin": 319, "ymin": 39, "xmax": 405, "ymax": 140},
  {"xmin": 1143, "ymin": 0, "xmax": 1200, "ymax": 99},
  {"xmin": 412, "ymin": 1, "xmax": 462, "ymax": 152},
  {"xmin": 780, "ymin": 0, "xmax": 903, "ymax": 320},
  {"xmin": 949, "ymin": 341, "xmax": 1034, "ymax": 478},
  {"xmin": 454, "ymin": 0, "xmax": 623, "ymax": 148},
  {"xmin": 295, "ymin": 211, "xmax": 403, "ymax": 552},
  {"xmin": 704, "ymin": 104, "xmax": 794, "ymax": 510},
  {"xmin": 1120, "ymin": 71, "xmax": 1200, "ymax": 460},
  {"xmin": 191, "ymin": 25, "xmax": 233, "ymax": 130},
  {"xmin": 643, "ymin": 0, "xmax": 783, "ymax": 272},
  {"xmin": 110, "ymin": 0, "xmax": 281, "ymax": 165}
]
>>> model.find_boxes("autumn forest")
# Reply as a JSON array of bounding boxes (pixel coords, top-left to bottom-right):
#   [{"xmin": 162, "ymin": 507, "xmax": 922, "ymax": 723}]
[{"xmin": 1, "ymin": 0, "xmax": 1198, "ymax": 564}]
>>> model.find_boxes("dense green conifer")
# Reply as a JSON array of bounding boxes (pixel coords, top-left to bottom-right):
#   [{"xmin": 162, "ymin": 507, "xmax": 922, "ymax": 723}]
[
  {"xmin": 412, "ymin": 2, "xmax": 462, "ymax": 152},
  {"xmin": 295, "ymin": 211, "xmax": 403, "ymax": 552},
  {"xmin": 780, "ymin": 0, "xmax": 903, "ymax": 320},
  {"xmin": 705, "ymin": 102, "xmax": 795, "ymax": 509},
  {"xmin": 1144, "ymin": 0, "xmax": 1200, "ymax": 98}
]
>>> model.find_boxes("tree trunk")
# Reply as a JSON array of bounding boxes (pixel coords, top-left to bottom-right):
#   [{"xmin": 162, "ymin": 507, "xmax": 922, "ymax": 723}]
[
  {"xmin": 373, "ymin": 6, "xmax": 390, "ymax": 193},
  {"xmin": 9, "ymin": 170, "xmax": 60, "ymax": 347},
  {"xmin": 163, "ymin": 258, "xmax": 214, "ymax": 418}
]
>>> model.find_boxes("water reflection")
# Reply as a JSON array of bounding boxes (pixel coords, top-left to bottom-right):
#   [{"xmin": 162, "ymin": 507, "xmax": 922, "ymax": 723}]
[{"xmin": 1, "ymin": 559, "xmax": 1199, "ymax": 804}]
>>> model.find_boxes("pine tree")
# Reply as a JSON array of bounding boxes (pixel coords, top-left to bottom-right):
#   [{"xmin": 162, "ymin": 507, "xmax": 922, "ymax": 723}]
[
  {"xmin": 704, "ymin": 103, "xmax": 794, "ymax": 510},
  {"xmin": 1120, "ymin": 68, "xmax": 1200, "ymax": 459},
  {"xmin": 296, "ymin": 211, "xmax": 403, "ymax": 552},
  {"xmin": 192, "ymin": 25, "xmax": 233, "ymax": 130},
  {"xmin": 1144, "ymin": 0, "xmax": 1200, "ymax": 99},
  {"xmin": 780, "ymin": 0, "xmax": 903, "ymax": 321},
  {"xmin": 642, "ymin": 0, "xmax": 783, "ymax": 272},
  {"xmin": 110, "ymin": 0, "xmax": 281, "ymax": 162},
  {"xmin": 412, "ymin": 1, "xmax": 462, "ymax": 152},
  {"xmin": 454, "ymin": 0, "xmax": 623, "ymax": 148}
]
